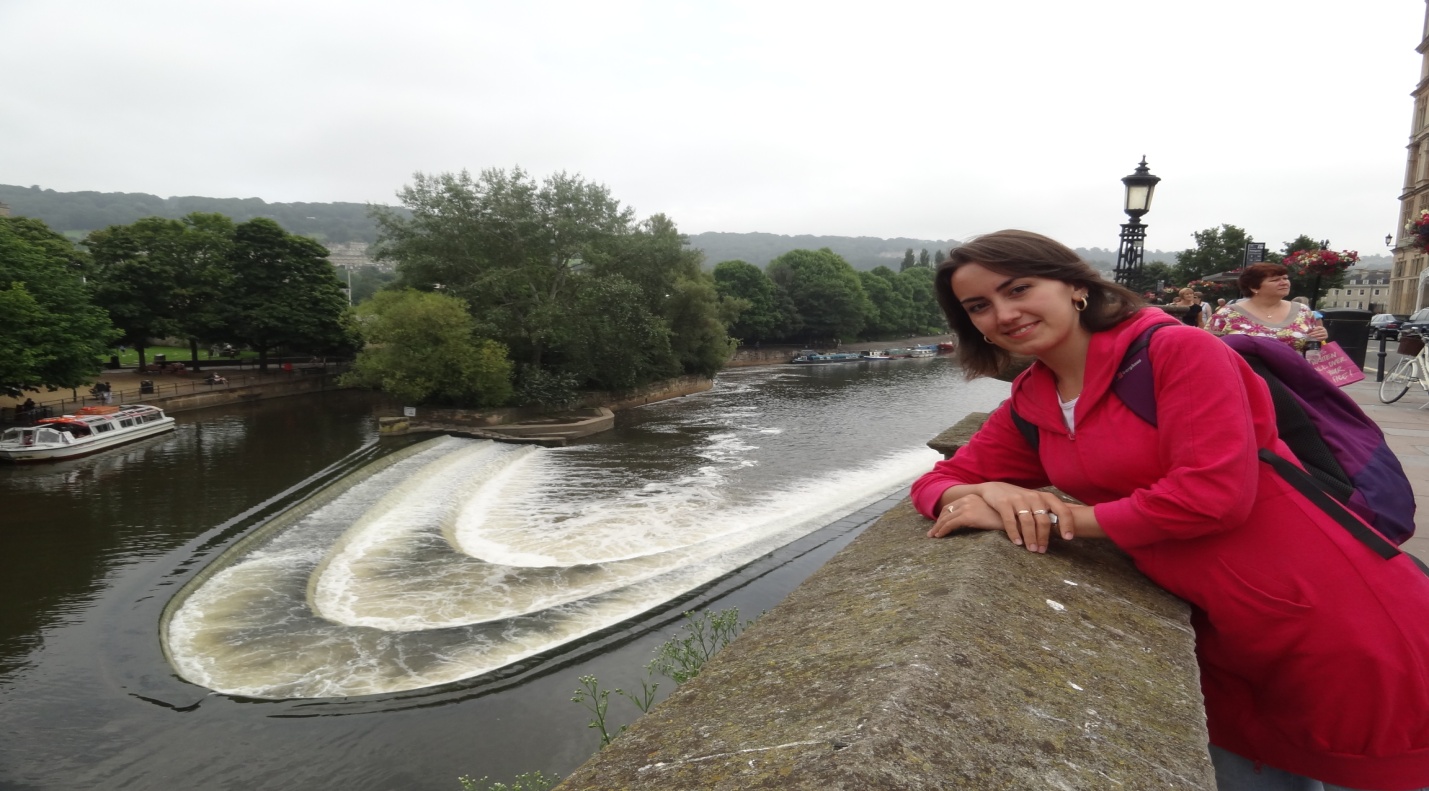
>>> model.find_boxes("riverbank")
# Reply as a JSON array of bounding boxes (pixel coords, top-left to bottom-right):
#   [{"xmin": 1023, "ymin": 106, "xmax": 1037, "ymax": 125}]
[{"xmin": 726, "ymin": 334, "xmax": 957, "ymax": 367}]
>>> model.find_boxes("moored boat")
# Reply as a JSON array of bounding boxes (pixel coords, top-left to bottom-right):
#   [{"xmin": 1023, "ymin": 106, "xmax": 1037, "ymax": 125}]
[
  {"xmin": 860, "ymin": 350, "xmax": 891, "ymax": 360},
  {"xmin": 908, "ymin": 346, "xmax": 936, "ymax": 358},
  {"xmin": 0, "ymin": 404, "xmax": 176, "ymax": 463}
]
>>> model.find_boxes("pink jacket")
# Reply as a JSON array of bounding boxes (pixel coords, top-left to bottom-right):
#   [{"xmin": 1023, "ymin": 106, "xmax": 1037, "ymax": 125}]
[{"xmin": 912, "ymin": 308, "xmax": 1429, "ymax": 789}]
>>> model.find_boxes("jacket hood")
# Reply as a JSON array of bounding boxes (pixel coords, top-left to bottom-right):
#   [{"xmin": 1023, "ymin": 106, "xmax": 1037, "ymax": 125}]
[{"xmin": 1008, "ymin": 307, "xmax": 1178, "ymax": 433}]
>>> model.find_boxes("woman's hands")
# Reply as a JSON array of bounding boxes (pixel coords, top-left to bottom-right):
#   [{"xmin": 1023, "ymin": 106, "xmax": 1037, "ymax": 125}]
[
  {"xmin": 928, "ymin": 482, "xmax": 1076, "ymax": 553},
  {"xmin": 1307, "ymin": 325, "xmax": 1328, "ymax": 342}
]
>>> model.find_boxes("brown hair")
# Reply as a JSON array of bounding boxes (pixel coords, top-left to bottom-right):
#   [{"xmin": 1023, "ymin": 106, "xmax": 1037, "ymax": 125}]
[
  {"xmin": 1238, "ymin": 262, "xmax": 1288, "ymax": 297},
  {"xmin": 933, "ymin": 229, "xmax": 1145, "ymax": 378}
]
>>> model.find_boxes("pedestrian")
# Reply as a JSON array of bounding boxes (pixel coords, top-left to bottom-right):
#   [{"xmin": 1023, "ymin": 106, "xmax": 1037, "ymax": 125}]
[
  {"xmin": 915, "ymin": 229, "xmax": 1429, "ymax": 791},
  {"xmin": 1207, "ymin": 263, "xmax": 1326, "ymax": 352}
]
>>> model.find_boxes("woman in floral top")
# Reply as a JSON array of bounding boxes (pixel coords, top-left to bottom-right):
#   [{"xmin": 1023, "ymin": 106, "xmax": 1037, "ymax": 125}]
[{"xmin": 1207, "ymin": 262, "xmax": 1328, "ymax": 351}]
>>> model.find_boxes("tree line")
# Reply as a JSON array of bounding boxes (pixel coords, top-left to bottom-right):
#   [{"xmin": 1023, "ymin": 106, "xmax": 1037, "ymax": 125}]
[
  {"xmin": 14, "ymin": 167, "xmax": 1343, "ymax": 410},
  {"xmin": 0, "ymin": 212, "xmax": 355, "ymax": 397}
]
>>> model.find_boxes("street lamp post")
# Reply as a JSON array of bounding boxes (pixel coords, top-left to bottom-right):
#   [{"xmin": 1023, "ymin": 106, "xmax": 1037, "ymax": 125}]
[{"xmin": 1113, "ymin": 157, "xmax": 1161, "ymax": 288}]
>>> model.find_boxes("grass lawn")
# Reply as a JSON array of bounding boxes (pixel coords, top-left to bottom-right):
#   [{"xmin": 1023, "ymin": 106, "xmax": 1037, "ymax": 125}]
[{"xmin": 102, "ymin": 345, "xmax": 260, "ymax": 366}]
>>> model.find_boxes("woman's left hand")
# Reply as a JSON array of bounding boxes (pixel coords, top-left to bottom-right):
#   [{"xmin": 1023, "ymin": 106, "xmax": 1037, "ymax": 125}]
[{"xmin": 1308, "ymin": 326, "xmax": 1328, "ymax": 341}]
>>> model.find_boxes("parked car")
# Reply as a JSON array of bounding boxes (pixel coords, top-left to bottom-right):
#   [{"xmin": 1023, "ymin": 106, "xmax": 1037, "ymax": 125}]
[
  {"xmin": 1369, "ymin": 313, "xmax": 1408, "ymax": 340},
  {"xmin": 1397, "ymin": 308, "xmax": 1429, "ymax": 338}
]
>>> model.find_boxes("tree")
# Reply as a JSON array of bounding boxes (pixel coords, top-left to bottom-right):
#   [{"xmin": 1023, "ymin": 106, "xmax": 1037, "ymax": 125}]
[
  {"xmin": 900, "ymin": 248, "xmax": 916, "ymax": 272},
  {"xmin": 373, "ymin": 168, "xmax": 635, "ymax": 370},
  {"xmin": 1123, "ymin": 261, "xmax": 1176, "ymax": 300},
  {"xmin": 222, "ymin": 218, "xmax": 355, "ymax": 368},
  {"xmin": 898, "ymin": 266, "xmax": 946, "ymax": 332},
  {"xmin": 85, "ymin": 217, "xmax": 188, "ymax": 368},
  {"xmin": 587, "ymin": 213, "xmax": 731, "ymax": 376},
  {"xmin": 1173, "ymin": 224, "xmax": 1254, "ymax": 285},
  {"xmin": 553, "ymin": 274, "xmax": 680, "ymax": 391},
  {"xmin": 86, "ymin": 213, "xmax": 236, "ymax": 369},
  {"xmin": 0, "ymin": 217, "xmax": 117, "ymax": 397},
  {"xmin": 860, "ymin": 266, "xmax": 917, "ymax": 337},
  {"xmin": 712, "ymin": 260, "xmax": 796, "ymax": 343},
  {"xmin": 342, "ymin": 289, "xmax": 512, "ymax": 406},
  {"xmin": 766, "ymin": 248, "xmax": 871, "ymax": 342},
  {"xmin": 918, "ymin": 249, "xmax": 930, "ymax": 268}
]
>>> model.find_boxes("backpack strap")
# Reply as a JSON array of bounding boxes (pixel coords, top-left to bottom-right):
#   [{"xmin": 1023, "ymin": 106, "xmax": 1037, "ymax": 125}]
[
  {"xmin": 1011, "ymin": 407, "xmax": 1039, "ymax": 452},
  {"xmin": 1259, "ymin": 449, "xmax": 1429, "ymax": 576},
  {"xmin": 1110, "ymin": 322, "xmax": 1174, "ymax": 427},
  {"xmin": 1012, "ymin": 322, "xmax": 1172, "ymax": 452}
]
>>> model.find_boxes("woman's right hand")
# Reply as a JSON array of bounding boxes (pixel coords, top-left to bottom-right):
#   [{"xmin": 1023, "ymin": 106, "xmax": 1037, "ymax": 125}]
[{"xmin": 930, "ymin": 483, "xmax": 1074, "ymax": 552}]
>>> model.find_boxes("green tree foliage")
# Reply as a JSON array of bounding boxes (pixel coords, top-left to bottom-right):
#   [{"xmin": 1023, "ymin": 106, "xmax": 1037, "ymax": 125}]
[
  {"xmin": 766, "ymin": 248, "xmax": 871, "ymax": 342},
  {"xmin": 587, "ymin": 213, "xmax": 732, "ymax": 376},
  {"xmin": 0, "ymin": 217, "xmax": 117, "ymax": 397},
  {"xmin": 1173, "ymin": 224, "xmax": 1254, "ymax": 285},
  {"xmin": 85, "ymin": 213, "xmax": 235, "ymax": 367},
  {"xmin": 342, "ymin": 289, "xmax": 512, "ymax": 407},
  {"xmin": 712, "ymin": 260, "xmax": 797, "ymax": 344},
  {"xmin": 374, "ymin": 168, "xmax": 636, "ymax": 369},
  {"xmin": 898, "ymin": 266, "xmax": 947, "ymax": 331},
  {"xmin": 372, "ymin": 168, "xmax": 733, "ymax": 394},
  {"xmin": 1124, "ymin": 261, "xmax": 1176, "ymax": 299},
  {"xmin": 900, "ymin": 248, "xmax": 916, "ymax": 272},
  {"xmin": 918, "ymin": 249, "xmax": 930, "ymax": 267},
  {"xmin": 222, "ymin": 218, "xmax": 355, "ymax": 368},
  {"xmin": 553, "ymin": 275, "xmax": 679, "ymax": 391}
]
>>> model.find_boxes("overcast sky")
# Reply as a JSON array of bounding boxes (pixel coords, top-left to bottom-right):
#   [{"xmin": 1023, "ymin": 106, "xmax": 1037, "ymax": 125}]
[{"xmin": 2, "ymin": 1, "xmax": 1424, "ymax": 256}]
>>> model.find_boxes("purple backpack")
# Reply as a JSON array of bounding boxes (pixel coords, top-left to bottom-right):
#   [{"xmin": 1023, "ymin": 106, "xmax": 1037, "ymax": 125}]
[{"xmin": 1013, "ymin": 324, "xmax": 1419, "ymax": 560}]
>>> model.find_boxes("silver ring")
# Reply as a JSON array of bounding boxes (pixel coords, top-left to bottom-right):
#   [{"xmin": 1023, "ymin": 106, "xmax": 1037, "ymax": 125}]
[
  {"xmin": 1016, "ymin": 509, "xmax": 1031, "ymax": 515},
  {"xmin": 1032, "ymin": 509, "xmax": 1047, "ymax": 515}
]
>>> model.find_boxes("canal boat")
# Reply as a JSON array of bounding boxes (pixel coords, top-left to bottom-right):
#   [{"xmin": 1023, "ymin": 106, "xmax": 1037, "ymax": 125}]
[
  {"xmin": 0, "ymin": 404, "xmax": 176, "ymax": 463},
  {"xmin": 790, "ymin": 352, "xmax": 862, "ymax": 364},
  {"xmin": 860, "ymin": 350, "xmax": 891, "ymax": 360},
  {"xmin": 909, "ymin": 346, "xmax": 937, "ymax": 358}
]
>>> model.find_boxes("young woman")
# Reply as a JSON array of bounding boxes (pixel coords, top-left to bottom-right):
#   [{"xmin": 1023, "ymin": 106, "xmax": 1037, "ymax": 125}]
[{"xmin": 912, "ymin": 229, "xmax": 1429, "ymax": 791}]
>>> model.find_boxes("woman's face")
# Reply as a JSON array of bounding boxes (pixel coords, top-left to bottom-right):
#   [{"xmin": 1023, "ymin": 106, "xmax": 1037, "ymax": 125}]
[
  {"xmin": 1253, "ymin": 273, "xmax": 1291, "ymax": 299},
  {"xmin": 950, "ymin": 262, "xmax": 1089, "ymax": 359}
]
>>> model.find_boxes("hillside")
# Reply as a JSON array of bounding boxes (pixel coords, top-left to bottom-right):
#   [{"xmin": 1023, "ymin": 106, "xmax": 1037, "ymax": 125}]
[{"xmin": 5, "ymin": 183, "xmax": 1388, "ymax": 273}]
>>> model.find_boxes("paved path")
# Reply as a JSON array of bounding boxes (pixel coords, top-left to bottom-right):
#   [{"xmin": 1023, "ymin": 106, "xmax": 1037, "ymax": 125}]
[{"xmin": 1341, "ymin": 376, "xmax": 1429, "ymax": 563}]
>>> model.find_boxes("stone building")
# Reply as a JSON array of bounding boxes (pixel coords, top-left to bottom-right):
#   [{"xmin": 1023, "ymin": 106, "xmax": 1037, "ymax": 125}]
[
  {"xmin": 1390, "ymin": 0, "xmax": 1429, "ymax": 312},
  {"xmin": 1320, "ymin": 268, "xmax": 1390, "ymax": 312}
]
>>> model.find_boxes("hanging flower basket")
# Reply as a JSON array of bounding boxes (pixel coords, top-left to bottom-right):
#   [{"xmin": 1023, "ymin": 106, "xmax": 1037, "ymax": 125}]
[
  {"xmin": 1409, "ymin": 209, "xmax": 1429, "ymax": 253},
  {"xmin": 1283, "ymin": 248, "xmax": 1358, "ymax": 277}
]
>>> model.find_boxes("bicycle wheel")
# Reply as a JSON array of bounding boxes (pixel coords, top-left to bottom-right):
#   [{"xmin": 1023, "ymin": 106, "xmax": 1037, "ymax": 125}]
[{"xmin": 1380, "ymin": 359, "xmax": 1416, "ymax": 403}]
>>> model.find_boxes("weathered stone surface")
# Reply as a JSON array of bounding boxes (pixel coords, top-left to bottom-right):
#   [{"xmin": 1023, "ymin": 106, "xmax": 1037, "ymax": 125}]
[
  {"xmin": 558, "ymin": 502, "xmax": 1211, "ymax": 790},
  {"xmin": 927, "ymin": 412, "xmax": 992, "ymax": 458}
]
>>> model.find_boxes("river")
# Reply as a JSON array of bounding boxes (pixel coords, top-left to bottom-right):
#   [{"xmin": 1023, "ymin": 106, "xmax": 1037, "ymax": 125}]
[{"xmin": 0, "ymin": 358, "xmax": 1007, "ymax": 790}]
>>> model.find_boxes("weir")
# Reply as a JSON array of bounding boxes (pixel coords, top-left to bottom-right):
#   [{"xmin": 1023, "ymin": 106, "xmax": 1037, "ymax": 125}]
[{"xmin": 557, "ymin": 412, "xmax": 1215, "ymax": 790}]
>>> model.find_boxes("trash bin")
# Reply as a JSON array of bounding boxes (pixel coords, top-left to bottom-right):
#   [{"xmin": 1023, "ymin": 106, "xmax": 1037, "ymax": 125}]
[
  {"xmin": 154, "ymin": 354, "xmax": 166, "ymax": 365},
  {"xmin": 107, "ymin": 355, "xmax": 120, "ymax": 369},
  {"xmin": 1320, "ymin": 307, "xmax": 1374, "ymax": 369},
  {"xmin": 139, "ymin": 380, "xmax": 155, "ymax": 395}
]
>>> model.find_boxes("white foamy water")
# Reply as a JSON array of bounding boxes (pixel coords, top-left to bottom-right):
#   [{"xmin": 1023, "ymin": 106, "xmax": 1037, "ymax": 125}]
[{"xmin": 164, "ymin": 359, "xmax": 1008, "ymax": 698}]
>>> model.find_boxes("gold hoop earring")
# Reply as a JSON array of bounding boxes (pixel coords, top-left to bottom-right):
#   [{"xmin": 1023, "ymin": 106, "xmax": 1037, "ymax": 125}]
[{"xmin": 1075, "ymin": 297, "xmax": 1089, "ymax": 312}]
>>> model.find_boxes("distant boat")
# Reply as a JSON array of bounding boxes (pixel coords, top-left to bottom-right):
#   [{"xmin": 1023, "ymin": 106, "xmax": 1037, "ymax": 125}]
[
  {"xmin": 790, "ymin": 352, "xmax": 862, "ymax": 364},
  {"xmin": 937, "ymin": 342, "xmax": 957, "ymax": 354},
  {"xmin": 860, "ymin": 350, "xmax": 891, "ymax": 360},
  {"xmin": 909, "ymin": 347, "xmax": 936, "ymax": 358},
  {"xmin": 0, "ymin": 404, "xmax": 175, "ymax": 463}
]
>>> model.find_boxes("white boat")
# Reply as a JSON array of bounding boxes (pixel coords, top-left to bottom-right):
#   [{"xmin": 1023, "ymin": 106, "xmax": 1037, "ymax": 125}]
[
  {"xmin": 908, "ymin": 347, "xmax": 936, "ymax": 358},
  {"xmin": 860, "ymin": 350, "xmax": 891, "ymax": 360},
  {"xmin": 0, "ymin": 404, "xmax": 176, "ymax": 463}
]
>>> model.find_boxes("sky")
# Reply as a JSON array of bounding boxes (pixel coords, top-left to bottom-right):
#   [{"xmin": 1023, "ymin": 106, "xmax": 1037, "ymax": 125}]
[{"xmin": 1, "ymin": 1, "xmax": 1425, "ymax": 257}]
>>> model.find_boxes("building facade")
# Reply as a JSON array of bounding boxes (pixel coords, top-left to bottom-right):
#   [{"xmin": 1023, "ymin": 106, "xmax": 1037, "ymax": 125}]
[
  {"xmin": 1321, "ymin": 268, "xmax": 1390, "ymax": 312},
  {"xmin": 1390, "ymin": 1, "xmax": 1429, "ymax": 313}
]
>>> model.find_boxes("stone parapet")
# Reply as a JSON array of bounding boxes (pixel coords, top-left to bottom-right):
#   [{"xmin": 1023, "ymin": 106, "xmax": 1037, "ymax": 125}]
[{"xmin": 558, "ymin": 418, "xmax": 1213, "ymax": 790}]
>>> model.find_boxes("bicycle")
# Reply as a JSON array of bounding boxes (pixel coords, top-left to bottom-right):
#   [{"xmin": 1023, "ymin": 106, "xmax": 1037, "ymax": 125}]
[{"xmin": 1379, "ymin": 332, "xmax": 1429, "ymax": 404}]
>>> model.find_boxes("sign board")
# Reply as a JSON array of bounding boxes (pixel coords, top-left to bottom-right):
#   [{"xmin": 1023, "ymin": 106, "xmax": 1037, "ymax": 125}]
[
  {"xmin": 404, "ymin": 406, "xmax": 416, "ymax": 417},
  {"xmin": 1243, "ymin": 242, "xmax": 1267, "ymax": 266}
]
